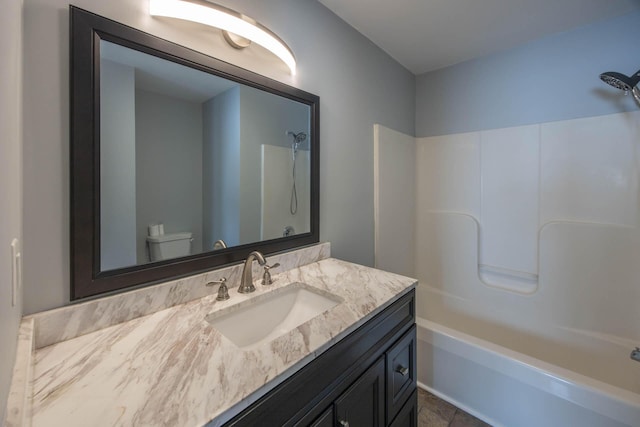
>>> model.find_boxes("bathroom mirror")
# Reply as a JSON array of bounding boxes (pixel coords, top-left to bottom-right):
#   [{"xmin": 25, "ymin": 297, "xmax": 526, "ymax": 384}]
[{"xmin": 70, "ymin": 7, "xmax": 319, "ymax": 299}]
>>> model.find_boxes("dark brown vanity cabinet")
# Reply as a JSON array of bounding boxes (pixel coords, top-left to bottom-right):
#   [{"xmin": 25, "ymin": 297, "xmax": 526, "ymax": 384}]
[{"xmin": 222, "ymin": 289, "xmax": 416, "ymax": 427}]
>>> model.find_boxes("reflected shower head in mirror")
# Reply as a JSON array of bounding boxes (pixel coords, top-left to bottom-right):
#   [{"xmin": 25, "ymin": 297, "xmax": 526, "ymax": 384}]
[
  {"xmin": 287, "ymin": 131, "xmax": 307, "ymax": 145},
  {"xmin": 599, "ymin": 69, "xmax": 640, "ymax": 105}
]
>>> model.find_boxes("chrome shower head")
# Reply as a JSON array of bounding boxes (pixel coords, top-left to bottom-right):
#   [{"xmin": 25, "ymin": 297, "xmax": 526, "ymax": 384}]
[
  {"xmin": 600, "ymin": 71, "xmax": 635, "ymax": 92},
  {"xmin": 287, "ymin": 131, "xmax": 307, "ymax": 144},
  {"xmin": 599, "ymin": 68, "xmax": 640, "ymax": 107}
]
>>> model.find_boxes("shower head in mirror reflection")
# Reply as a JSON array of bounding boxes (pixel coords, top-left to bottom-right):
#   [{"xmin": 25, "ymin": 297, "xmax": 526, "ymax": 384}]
[
  {"xmin": 599, "ymin": 68, "xmax": 640, "ymax": 106},
  {"xmin": 287, "ymin": 130, "xmax": 307, "ymax": 146}
]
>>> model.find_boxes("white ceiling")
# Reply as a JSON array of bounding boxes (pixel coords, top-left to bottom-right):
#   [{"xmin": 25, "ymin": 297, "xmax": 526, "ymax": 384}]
[{"xmin": 319, "ymin": 0, "xmax": 640, "ymax": 75}]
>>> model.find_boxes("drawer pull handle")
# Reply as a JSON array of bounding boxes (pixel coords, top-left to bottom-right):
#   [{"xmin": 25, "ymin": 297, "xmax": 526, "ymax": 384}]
[
  {"xmin": 396, "ymin": 366, "xmax": 409, "ymax": 376},
  {"xmin": 338, "ymin": 420, "xmax": 349, "ymax": 427}
]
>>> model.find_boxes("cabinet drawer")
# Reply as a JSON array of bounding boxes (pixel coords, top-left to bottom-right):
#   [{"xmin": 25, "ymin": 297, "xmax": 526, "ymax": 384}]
[{"xmin": 386, "ymin": 325, "xmax": 416, "ymax": 423}]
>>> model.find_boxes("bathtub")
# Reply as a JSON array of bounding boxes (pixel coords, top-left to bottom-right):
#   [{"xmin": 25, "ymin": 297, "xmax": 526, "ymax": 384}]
[
  {"xmin": 416, "ymin": 317, "xmax": 640, "ymax": 427},
  {"xmin": 410, "ymin": 215, "xmax": 640, "ymax": 426}
]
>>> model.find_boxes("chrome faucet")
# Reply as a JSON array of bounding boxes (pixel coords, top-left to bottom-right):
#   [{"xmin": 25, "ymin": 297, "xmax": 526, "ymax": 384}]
[{"xmin": 239, "ymin": 251, "xmax": 267, "ymax": 293}]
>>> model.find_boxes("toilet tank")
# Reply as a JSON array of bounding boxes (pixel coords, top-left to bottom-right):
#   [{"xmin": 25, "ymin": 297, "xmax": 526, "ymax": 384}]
[{"xmin": 146, "ymin": 232, "xmax": 193, "ymax": 262}]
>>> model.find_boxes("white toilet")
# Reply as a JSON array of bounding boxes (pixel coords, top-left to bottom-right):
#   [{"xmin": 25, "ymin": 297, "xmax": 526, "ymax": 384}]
[{"xmin": 146, "ymin": 232, "xmax": 193, "ymax": 262}]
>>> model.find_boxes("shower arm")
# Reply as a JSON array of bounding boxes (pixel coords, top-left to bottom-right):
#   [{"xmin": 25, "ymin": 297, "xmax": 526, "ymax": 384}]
[
  {"xmin": 629, "ymin": 70, "xmax": 640, "ymax": 105},
  {"xmin": 633, "ymin": 86, "xmax": 640, "ymax": 106}
]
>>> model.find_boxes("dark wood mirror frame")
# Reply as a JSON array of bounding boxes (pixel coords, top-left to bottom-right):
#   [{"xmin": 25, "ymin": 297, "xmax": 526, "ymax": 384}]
[{"xmin": 70, "ymin": 6, "xmax": 320, "ymax": 300}]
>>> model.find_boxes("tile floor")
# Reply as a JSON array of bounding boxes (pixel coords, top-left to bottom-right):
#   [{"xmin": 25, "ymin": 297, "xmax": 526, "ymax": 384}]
[{"xmin": 417, "ymin": 388, "xmax": 492, "ymax": 427}]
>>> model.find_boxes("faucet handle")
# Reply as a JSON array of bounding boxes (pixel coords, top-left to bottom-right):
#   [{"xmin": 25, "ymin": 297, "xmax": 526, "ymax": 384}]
[
  {"xmin": 206, "ymin": 277, "xmax": 230, "ymax": 301},
  {"xmin": 262, "ymin": 263, "xmax": 280, "ymax": 286}
]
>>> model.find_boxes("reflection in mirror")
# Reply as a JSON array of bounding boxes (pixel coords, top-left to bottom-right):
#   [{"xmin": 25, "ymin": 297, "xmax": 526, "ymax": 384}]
[{"xmin": 99, "ymin": 41, "xmax": 311, "ymax": 272}]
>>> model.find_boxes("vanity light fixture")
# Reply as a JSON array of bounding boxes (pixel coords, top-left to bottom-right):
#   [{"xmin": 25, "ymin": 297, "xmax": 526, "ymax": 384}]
[{"xmin": 149, "ymin": 0, "xmax": 297, "ymax": 75}]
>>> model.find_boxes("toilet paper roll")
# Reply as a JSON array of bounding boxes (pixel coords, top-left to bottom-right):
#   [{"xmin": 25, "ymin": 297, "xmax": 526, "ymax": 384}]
[
  {"xmin": 158, "ymin": 223, "xmax": 164, "ymax": 235},
  {"xmin": 148, "ymin": 224, "xmax": 160, "ymax": 237}
]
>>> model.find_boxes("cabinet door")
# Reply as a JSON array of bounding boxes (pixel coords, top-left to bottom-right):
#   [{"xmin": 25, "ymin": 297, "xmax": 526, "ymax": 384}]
[
  {"xmin": 389, "ymin": 390, "xmax": 417, "ymax": 427},
  {"xmin": 334, "ymin": 357, "xmax": 385, "ymax": 427}
]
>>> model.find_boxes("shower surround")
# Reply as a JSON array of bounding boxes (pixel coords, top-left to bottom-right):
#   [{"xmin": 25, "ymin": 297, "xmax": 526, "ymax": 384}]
[{"xmin": 374, "ymin": 111, "xmax": 640, "ymax": 426}]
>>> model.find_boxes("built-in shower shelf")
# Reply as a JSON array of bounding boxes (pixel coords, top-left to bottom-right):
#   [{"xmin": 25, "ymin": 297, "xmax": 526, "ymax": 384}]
[{"xmin": 478, "ymin": 264, "xmax": 538, "ymax": 294}]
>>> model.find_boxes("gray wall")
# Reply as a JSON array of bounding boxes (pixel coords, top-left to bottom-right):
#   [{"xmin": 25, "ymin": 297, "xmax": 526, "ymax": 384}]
[
  {"xmin": 100, "ymin": 60, "xmax": 137, "ymax": 270},
  {"xmin": 22, "ymin": 0, "xmax": 415, "ymax": 313},
  {"xmin": 135, "ymin": 89, "xmax": 203, "ymax": 262},
  {"xmin": 416, "ymin": 11, "xmax": 640, "ymax": 137},
  {"xmin": 203, "ymin": 87, "xmax": 241, "ymax": 249},
  {"xmin": 0, "ymin": 0, "xmax": 23, "ymax": 420}
]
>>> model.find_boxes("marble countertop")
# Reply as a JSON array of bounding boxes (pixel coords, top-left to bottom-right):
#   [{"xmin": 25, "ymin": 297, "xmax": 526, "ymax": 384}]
[{"xmin": 27, "ymin": 258, "xmax": 416, "ymax": 426}]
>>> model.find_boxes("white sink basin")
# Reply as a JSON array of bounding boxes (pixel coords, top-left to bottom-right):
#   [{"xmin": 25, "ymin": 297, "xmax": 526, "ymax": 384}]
[{"xmin": 205, "ymin": 282, "xmax": 342, "ymax": 349}]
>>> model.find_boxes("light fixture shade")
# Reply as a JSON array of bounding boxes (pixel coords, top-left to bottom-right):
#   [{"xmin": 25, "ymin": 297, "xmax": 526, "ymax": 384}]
[{"xmin": 149, "ymin": 0, "xmax": 296, "ymax": 75}]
